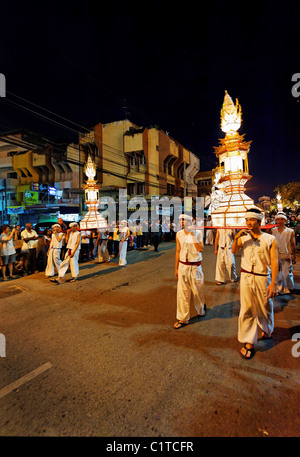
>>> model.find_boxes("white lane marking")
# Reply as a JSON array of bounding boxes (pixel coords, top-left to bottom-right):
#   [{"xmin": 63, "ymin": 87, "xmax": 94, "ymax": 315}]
[{"xmin": 0, "ymin": 362, "xmax": 52, "ymax": 400}]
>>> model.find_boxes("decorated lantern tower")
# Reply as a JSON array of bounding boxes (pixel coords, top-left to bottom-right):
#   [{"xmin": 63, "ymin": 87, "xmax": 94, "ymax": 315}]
[
  {"xmin": 210, "ymin": 91, "xmax": 264, "ymax": 227},
  {"xmin": 80, "ymin": 155, "xmax": 107, "ymax": 230}
]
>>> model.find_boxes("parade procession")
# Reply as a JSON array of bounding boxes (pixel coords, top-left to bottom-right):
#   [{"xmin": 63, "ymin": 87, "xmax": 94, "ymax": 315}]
[
  {"xmin": 1, "ymin": 92, "xmax": 298, "ymax": 360},
  {"xmin": 0, "ymin": 3, "xmax": 300, "ymax": 441}
]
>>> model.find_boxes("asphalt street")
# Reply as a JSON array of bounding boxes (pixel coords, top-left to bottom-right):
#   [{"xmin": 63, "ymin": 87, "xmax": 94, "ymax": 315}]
[{"xmin": 0, "ymin": 242, "xmax": 300, "ymax": 437}]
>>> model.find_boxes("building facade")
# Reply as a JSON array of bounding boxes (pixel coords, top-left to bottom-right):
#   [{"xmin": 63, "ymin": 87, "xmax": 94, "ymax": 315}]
[{"xmin": 0, "ymin": 120, "xmax": 200, "ymax": 225}]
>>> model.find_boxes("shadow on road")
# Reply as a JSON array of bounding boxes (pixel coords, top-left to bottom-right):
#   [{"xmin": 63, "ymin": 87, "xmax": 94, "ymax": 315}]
[
  {"xmin": 75, "ymin": 244, "xmax": 174, "ymax": 281},
  {"xmin": 256, "ymin": 325, "xmax": 300, "ymax": 352}
]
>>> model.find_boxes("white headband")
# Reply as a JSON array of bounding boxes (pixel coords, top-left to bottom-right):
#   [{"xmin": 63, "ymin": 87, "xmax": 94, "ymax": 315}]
[
  {"xmin": 275, "ymin": 213, "xmax": 287, "ymax": 220},
  {"xmin": 179, "ymin": 214, "xmax": 192, "ymax": 221},
  {"xmin": 245, "ymin": 211, "xmax": 264, "ymax": 221},
  {"xmin": 52, "ymin": 224, "xmax": 60, "ymax": 228},
  {"xmin": 69, "ymin": 222, "xmax": 78, "ymax": 227}
]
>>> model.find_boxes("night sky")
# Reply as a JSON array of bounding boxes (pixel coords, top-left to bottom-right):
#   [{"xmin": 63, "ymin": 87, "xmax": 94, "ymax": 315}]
[{"xmin": 0, "ymin": 1, "xmax": 299, "ymax": 201}]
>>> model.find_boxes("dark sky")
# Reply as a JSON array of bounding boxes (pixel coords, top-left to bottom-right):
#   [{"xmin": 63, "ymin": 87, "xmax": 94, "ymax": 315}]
[{"xmin": 0, "ymin": 0, "xmax": 299, "ymax": 201}]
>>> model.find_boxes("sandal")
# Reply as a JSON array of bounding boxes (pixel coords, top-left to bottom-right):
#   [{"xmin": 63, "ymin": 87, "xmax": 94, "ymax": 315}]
[
  {"xmin": 69, "ymin": 278, "xmax": 77, "ymax": 283},
  {"xmin": 261, "ymin": 332, "xmax": 272, "ymax": 340},
  {"xmin": 50, "ymin": 278, "xmax": 61, "ymax": 284},
  {"xmin": 216, "ymin": 281, "xmax": 226, "ymax": 285},
  {"xmin": 173, "ymin": 321, "xmax": 189, "ymax": 329},
  {"xmin": 240, "ymin": 344, "xmax": 255, "ymax": 359}
]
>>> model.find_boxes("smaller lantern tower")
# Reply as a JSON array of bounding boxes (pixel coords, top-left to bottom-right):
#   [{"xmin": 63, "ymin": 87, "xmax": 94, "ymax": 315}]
[
  {"xmin": 276, "ymin": 193, "xmax": 283, "ymax": 212},
  {"xmin": 80, "ymin": 155, "xmax": 107, "ymax": 230}
]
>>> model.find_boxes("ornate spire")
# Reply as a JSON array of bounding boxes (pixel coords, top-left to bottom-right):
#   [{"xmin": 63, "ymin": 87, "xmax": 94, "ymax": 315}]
[
  {"xmin": 221, "ymin": 90, "xmax": 242, "ymax": 134},
  {"xmin": 84, "ymin": 154, "xmax": 96, "ymax": 181}
]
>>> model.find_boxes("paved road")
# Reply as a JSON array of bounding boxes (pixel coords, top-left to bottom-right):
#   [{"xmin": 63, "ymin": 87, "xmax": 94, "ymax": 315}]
[{"xmin": 0, "ymin": 243, "xmax": 300, "ymax": 437}]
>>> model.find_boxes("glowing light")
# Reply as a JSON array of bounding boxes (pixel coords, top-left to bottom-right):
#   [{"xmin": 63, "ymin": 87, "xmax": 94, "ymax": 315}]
[
  {"xmin": 80, "ymin": 155, "xmax": 107, "ymax": 230},
  {"xmin": 221, "ymin": 91, "xmax": 241, "ymax": 134},
  {"xmin": 210, "ymin": 90, "xmax": 264, "ymax": 227},
  {"xmin": 84, "ymin": 155, "xmax": 97, "ymax": 180}
]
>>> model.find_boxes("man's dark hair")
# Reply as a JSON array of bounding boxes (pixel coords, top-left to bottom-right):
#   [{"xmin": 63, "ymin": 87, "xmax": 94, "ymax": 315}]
[{"xmin": 246, "ymin": 208, "xmax": 262, "ymax": 214}]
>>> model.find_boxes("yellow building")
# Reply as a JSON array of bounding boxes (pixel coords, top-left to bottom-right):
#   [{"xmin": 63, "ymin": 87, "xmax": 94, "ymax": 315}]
[{"xmin": 78, "ymin": 119, "xmax": 200, "ymax": 200}]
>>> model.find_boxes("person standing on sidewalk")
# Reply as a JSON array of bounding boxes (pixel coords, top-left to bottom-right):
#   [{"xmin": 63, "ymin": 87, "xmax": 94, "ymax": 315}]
[
  {"xmin": 205, "ymin": 215, "xmax": 214, "ymax": 245},
  {"xmin": 174, "ymin": 214, "xmax": 206, "ymax": 329},
  {"xmin": 119, "ymin": 220, "xmax": 130, "ymax": 266},
  {"xmin": 0, "ymin": 225, "xmax": 16, "ymax": 281},
  {"xmin": 97, "ymin": 228, "xmax": 110, "ymax": 263},
  {"xmin": 231, "ymin": 208, "xmax": 278, "ymax": 359},
  {"xmin": 272, "ymin": 212, "xmax": 296, "ymax": 294},
  {"xmin": 112, "ymin": 222, "xmax": 120, "ymax": 258},
  {"xmin": 21, "ymin": 223, "xmax": 39, "ymax": 275}
]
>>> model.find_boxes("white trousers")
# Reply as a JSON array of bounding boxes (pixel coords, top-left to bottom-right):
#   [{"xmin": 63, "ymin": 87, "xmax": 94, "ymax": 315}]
[
  {"xmin": 45, "ymin": 248, "xmax": 61, "ymax": 277},
  {"xmin": 215, "ymin": 247, "xmax": 237, "ymax": 282},
  {"xmin": 98, "ymin": 240, "xmax": 110, "ymax": 262},
  {"xmin": 205, "ymin": 230, "xmax": 214, "ymax": 245},
  {"xmin": 238, "ymin": 273, "xmax": 274, "ymax": 344},
  {"xmin": 119, "ymin": 241, "xmax": 128, "ymax": 266},
  {"xmin": 58, "ymin": 249, "xmax": 80, "ymax": 279},
  {"xmin": 277, "ymin": 258, "xmax": 294, "ymax": 294},
  {"xmin": 177, "ymin": 263, "xmax": 205, "ymax": 322}
]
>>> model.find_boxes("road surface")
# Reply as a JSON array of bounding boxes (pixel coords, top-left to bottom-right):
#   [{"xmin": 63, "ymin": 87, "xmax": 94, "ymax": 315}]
[{"xmin": 0, "ymin": 243, "xmax": 300, "ymax": 437}]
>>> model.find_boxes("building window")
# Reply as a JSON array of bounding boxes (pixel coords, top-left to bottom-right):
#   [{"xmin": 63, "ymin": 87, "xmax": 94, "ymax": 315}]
[
  {"xmin": 167, "ymin": 164, "xmax": 173, "ymax": 176},
  {"xmin": 137, "ymin": 182, "xmax": 145, "ymax": 194},
  {"xmin": 177, "ymin": 164, "xmax": 184, "ymax": 180},
  {"xmin": 167, "ymin": 183, "xmax": 175, "ymax": 196},
  {"xmin": 139, "ymin": 153, "xmax": 146, "ymax": 165},
  {"xmin": 198, "ymin": 179, "xmax": 212, "ymax": 186},
  {"xmin": 7, "ymin": 172, "xmax": 18, "ymax": 179},
  {"xmin": 130, "ymin": 155, "xmax": 136, "ymax": 167},
  {"xmin": 127, "ymin": 183, "xmax": 136, "ymax": 195}
]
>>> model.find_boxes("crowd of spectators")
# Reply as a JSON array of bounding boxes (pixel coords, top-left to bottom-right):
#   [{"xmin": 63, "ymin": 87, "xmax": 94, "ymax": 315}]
[{"xmin": 1, "ymin": 213, "xmax": 299, "ymax": 281}]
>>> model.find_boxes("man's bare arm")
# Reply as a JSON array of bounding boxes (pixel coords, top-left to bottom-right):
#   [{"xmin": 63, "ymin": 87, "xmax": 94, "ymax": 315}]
[
  {"xmin": 266, "ymin": 238, "xmax": 279, "ymax": 298},
  {"xmin": 175, "ymin": 234, "xmax": 180, "ymax": 279}
]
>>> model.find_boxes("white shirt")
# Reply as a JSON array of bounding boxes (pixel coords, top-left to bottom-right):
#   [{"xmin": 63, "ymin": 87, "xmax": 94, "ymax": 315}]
[
  {"xmin": 50, "ymin": 233, "xmax": 64, "ymax": 249},
  {"xmin": 97, "ymin": 229, "xmax": 109, "ymax": 241},
  {"xmin": 177, "ymin": 229, "xmax": 203, "ymax": 262},
  {"xmin": 217, "ymin": 229, "xmax": 235, "ymax": 248},
  {"xmin": 240, "ymin": 232, "xmax": 275, "ymax": 275},
  {"xmin": 67, "ymin": 231, "xmax": 81, "ymax": 250},
  {"xmin": 81, "ymin": 230, "xmax": 91, "ymax": 244},
  {"xmin": 271, "ymin": 227, "xmax": 293, "ymax": 259},
  {"xmin": 0, "ymin": 234, "xmax": 16, "ymax": 256},
  {"xmin": 21, "ymin": 229, "xmax": 39, "ymax": 249},
  {"xmin": 119, "ymin": 227, "xmax": 129, "ymax": 241}
]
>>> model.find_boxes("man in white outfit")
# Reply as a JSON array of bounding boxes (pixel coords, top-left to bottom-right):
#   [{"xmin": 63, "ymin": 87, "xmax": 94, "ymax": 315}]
[
  {"xmin": 97, "ymin": 228, "xmax": 110, "ymax": 263},
  {"xmin": 272, "ymin": 212, "xmax": 296, "ymax": 294},
  {"xmin": 214, "ymin": 228, "xmax": 237, "ymax": 285},
  {"xmin": 232, "ymin": 208, "xmax": 278, "ymax": 359},
  {"xmin": 205, "ymin": 215, "xmax": 214, "ymax": 245},
  {"xmin": 45, "ymin": 224, "xmax": 64, "ymax": 279},
  {"xmin": 174, "ymin": 214, "xmax": 206, "ymax": 329},
  {"xmin": 119, "ymin": 220, "xmax": 130, "ymax": 266},
  {"xmin": 51, "ymin": 222, "xmax": 81, "ymax": 284}
]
